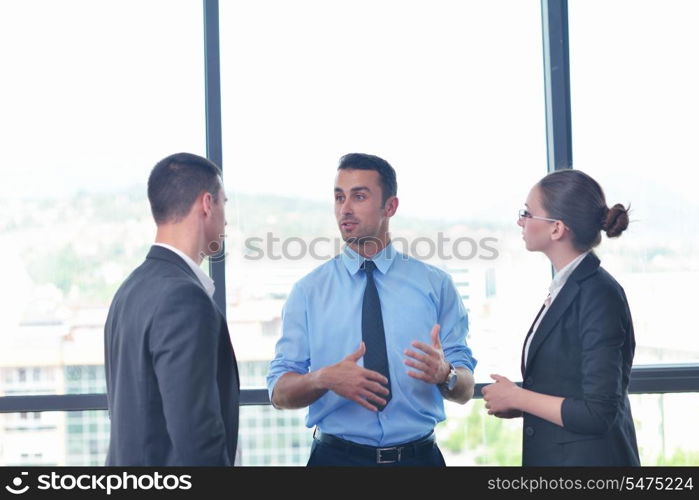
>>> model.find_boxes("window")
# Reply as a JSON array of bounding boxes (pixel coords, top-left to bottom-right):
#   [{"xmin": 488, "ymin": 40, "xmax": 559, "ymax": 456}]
[
  {"xmin": 1, "ymin": 0, "xmax": 696, "ymax": 467},
  {"xmin": 568, "ymin": 0, "xmax": 699, "ymax": 364},
  {"xmin": 219, "ymin": 0, "xmax": 548, "ymax": 466},
  {"xmin": 0, "ymin": 0, "xmax": 205, "ymax": 400},
  {"xmin": 220, "ymin": 0, "xmax": 548, "ymax": 389}
]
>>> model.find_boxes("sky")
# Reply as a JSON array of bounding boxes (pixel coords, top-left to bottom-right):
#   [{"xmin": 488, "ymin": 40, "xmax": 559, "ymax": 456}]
[{"xmin": 0, "ymin": 0, "xmax": 697, "ymax": 225}]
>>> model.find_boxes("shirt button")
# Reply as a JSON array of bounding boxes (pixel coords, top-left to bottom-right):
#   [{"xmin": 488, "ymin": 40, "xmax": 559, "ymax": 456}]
[
  {"xmin": 525, "ymin": 377, "xmax": 534, "ymax": 387},
  {"xmin": 525, "ymin": 426, "xmax": 535, "ymax": 437}
]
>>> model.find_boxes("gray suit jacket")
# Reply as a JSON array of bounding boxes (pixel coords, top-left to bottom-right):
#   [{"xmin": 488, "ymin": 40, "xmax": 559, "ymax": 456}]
[{"xmin": 104, "ymin": 245, "xmax": 239, "ymax": 465}]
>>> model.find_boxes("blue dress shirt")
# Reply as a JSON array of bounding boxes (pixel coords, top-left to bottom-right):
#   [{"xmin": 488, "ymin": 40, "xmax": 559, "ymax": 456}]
[{"xmin": 267, "ymin": 243, "xmax": 477, "ymax": 446}]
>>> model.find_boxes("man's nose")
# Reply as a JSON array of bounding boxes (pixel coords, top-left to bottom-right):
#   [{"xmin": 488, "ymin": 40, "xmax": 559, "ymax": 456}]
[{"xmin": 341, "ymin": 198, "xmax": 353, "ymax": 215}]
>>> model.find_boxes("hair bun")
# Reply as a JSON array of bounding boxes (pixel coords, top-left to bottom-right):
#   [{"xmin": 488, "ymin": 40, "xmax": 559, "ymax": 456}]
[{"xmin": 602, "ymin": 203, "xmax": 629, "ymax": 238}]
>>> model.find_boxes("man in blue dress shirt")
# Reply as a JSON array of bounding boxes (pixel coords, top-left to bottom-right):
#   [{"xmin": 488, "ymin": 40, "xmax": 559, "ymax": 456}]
[{"xmin": 267, "ymin": 153, "xmax": 476, "ymax": 466}]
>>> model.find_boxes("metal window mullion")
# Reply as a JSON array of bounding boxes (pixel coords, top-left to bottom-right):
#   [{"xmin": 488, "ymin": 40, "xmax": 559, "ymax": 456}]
[
  {"xmin": 3, "ymin": 366, "xmax": 699, "ymax": 412},
  {"xmin": 203, "ymin": 0, "xmax": 227, "ymax": 315},
  {"xmin": 541, "ymin": 0, "xmax": 573, "ymax": 172}
]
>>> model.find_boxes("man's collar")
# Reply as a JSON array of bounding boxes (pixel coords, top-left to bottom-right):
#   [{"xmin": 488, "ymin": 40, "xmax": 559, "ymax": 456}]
[
  {"xmin": 153, "ymin": 243, "xmax": 216, "ymax": 298},
  {"xmin": 341, "ymin": 242, "xmax": 397, "ymax": 276}
]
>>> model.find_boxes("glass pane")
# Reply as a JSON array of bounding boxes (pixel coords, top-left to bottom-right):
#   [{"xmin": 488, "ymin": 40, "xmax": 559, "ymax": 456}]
[
  {"xmin": 238, "ymin": 360, "xmax": 313, "ymax": 465},
  {"xmin": 631, "ymin": 393, "xmax": 699, "ymax": 465},
  {"xmin": 2, "ymin": 393, "xmax": 698, "ymax": 465},
  {"xmin": 0, "ymin": 0, "xmax": 205, "ymax": 396},
  {"xmin": 439, "ymin": 393, "xmax": 699, "ymax": 465},
  {"xmin": 438, "ymin": 399, "xmax": 522, "ymax": 465},
  {"xmin": 0, "ymin": 410, "xmax": 109, "ymax": 466},
  {"xmin": 220, "ymin": 0, "xmax": 549, "ymax": 390},
  {"xmin": 238, "ymin": 405, "xmax": 313, "ymax": 466},
  {"xmin": 568, "ymin": 0, "xmax": 699, "ymax": 363}
]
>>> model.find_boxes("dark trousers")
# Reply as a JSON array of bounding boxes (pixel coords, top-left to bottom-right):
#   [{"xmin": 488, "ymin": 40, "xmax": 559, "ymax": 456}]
[{"xmin": 307, "ymin": 436, "xmax": 446, "ymax": 467}]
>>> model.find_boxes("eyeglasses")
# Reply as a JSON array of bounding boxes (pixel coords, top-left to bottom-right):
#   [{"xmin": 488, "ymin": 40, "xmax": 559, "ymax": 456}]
[{"xmin": 518, "ymin": 209, "xmax": 558, "ymax": 223}]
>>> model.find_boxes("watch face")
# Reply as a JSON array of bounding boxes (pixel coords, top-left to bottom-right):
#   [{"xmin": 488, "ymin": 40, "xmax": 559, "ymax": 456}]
[{"xmin": 447, "ymin": 371, "xmax": 457, "ymax": 390}]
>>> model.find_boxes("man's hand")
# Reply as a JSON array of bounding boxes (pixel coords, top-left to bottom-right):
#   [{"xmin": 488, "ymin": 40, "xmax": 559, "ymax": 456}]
[
  {"xmin": 481, "ymin": 374, "xmax": 522, "ymax": 415},
  {"xmin": 320, "ymin": 342, "xmax": 390, "ymax": 412},
  {"xmin": 404, "ymin": 324, "xmax": 450, "ymax": 384}
]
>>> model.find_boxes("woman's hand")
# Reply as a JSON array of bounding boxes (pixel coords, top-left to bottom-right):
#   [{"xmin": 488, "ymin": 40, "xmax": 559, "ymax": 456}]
[{"xmin": 481, "ymin": 374, "xmax": 522, "ymax": 415}]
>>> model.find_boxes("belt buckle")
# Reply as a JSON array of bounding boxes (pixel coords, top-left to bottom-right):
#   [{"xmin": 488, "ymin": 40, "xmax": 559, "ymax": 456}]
[{"xmin": 376, "ymin": 446, "xmax": 401, "ymax": 464}]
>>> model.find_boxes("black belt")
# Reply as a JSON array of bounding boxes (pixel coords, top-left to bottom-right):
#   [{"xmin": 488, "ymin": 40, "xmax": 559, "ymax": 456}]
[{"xmin": 313, "ymin": 430, "xmax": 436, "ymax": 464}]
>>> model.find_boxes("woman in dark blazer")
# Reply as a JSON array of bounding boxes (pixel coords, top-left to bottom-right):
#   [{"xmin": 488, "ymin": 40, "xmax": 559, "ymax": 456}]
[{"xmin": 482, "ymin": 169, "xmax": 640, "ymax": 466}]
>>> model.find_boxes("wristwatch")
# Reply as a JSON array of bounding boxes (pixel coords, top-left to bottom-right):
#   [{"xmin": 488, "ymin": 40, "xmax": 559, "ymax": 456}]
[{"xmin": 438, "ymin": 363, "xmax": 457, "ymax": 394}]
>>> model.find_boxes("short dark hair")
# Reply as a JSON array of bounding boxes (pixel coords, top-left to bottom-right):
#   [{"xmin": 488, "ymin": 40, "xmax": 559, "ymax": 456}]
[
  {"xmin": 538, "ymin": 169, "xmax": 629, "ymax": 252},
  {"xmin": 147, "ymin": 152, "xmax": 222, "ymax": 225},
  {"xmin": 337, "ymin": 153, "xmax": 397, "ymax": 205}
]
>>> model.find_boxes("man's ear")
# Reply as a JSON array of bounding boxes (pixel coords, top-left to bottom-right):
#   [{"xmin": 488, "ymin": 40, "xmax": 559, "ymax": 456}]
[
  {"xmin": 384, "ymin": 196, "xmax": 399, "ymax": 217},
  {"xmin": 200, "ymin": 191, "xmax": 214, "ymax": 217}
]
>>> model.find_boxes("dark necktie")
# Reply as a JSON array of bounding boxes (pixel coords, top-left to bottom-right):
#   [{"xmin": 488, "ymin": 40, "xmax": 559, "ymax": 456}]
[{"xmin": 361, "ymin": 260, "xmax": 391, "ymax": 409}]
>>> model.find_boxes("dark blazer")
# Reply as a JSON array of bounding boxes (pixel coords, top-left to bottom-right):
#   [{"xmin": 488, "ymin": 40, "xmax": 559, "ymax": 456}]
[
  {"xmin": 104, "ymin": 245, "xmax": 239, "ymax": 465},
  {"xmin": 521, "ymin": 252, "xmax": 640, "ymax": 466}
]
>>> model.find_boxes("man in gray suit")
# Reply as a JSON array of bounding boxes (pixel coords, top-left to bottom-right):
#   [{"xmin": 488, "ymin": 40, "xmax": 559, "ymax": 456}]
[{"xmin": 104, "ymin": 152, "xmax": 239, "ymax": 465}]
